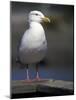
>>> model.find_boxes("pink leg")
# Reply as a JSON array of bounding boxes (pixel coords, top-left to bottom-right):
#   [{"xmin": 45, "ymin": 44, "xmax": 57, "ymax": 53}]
[
  {"xmin": 36, "ymin": 65, "xmax": 40, "ymax": 80},
  {"xmin": 26, "ymin": 65, "xmax": 31, "ymax": 82},
  {"xmin": 26, "ymin": 66, "xmax": 29, "ymax": 80}
]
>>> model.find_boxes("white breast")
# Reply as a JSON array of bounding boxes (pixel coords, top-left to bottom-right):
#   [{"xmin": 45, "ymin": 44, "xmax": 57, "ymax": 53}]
[{"xmin": 19, "ymin": 22, "xmax": 47, "ymax": 64}]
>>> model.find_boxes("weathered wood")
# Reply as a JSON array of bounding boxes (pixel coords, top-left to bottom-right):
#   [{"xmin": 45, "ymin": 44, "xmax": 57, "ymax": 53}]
[
  {"xmin": 11, "ymin": 79, "xmax": 73, "ymax": 95},
  {"xmin": 38, "ymin": 80, "xmax": 73, "ymax": 90}
]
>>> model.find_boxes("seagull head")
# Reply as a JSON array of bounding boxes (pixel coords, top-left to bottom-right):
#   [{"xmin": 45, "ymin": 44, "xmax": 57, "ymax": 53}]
[{"xmin": 28, "ymin": 10, "xmax": 50, "ymax": 23}]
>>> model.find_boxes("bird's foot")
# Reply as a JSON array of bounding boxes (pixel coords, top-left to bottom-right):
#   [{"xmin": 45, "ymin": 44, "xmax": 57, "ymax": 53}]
[{"xmin": 35, "ymin": 77, "xmax": 41, "ymax": 81}]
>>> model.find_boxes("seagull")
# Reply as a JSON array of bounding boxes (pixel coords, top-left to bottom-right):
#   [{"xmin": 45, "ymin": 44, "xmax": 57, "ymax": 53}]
[{"xmin": 18, "ymin": 10, "xmax": 50, "ymax": 81}]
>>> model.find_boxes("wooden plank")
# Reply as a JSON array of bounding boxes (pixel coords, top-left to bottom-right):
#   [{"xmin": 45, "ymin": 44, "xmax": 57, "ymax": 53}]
[
  {"xmin": 11, "ymin": 79, "xmax": 74, "ymax": 94},
  {"xmin": 38, "ymin": 80, "xmax": 73, "ymax": 90},
  {"xmin": 11, "ymin": 80, "xmax": 37, "ymax": 94}
]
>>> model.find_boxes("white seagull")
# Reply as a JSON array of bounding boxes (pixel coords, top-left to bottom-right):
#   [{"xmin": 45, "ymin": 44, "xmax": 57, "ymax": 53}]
[{"xmin": 18, "ymin": 10, "xmax": 50, "ymax": 81}]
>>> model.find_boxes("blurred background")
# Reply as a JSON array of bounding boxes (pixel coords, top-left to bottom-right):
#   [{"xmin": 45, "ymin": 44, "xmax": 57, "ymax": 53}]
[{"xmin": 11, "ymin": 1, "xmax": 74, "ymax": 81}]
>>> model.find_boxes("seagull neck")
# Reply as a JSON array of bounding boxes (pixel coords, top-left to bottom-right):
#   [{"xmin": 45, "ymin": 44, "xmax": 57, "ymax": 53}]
[{"xmin": 29, "ymin": 22, "xmax": 42, "ymax": 28}]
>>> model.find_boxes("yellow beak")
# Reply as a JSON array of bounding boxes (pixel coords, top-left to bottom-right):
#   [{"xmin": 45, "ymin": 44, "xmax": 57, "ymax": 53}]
[{"xmin": 42, "ymin": 17, "xmax": 50, "ymax": 23}]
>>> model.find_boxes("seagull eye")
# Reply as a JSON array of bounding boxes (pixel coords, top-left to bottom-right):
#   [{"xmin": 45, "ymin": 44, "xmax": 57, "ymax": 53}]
[{"xmin": 35, "ymin": 13, "xmax": 38, "ymax": 16}]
